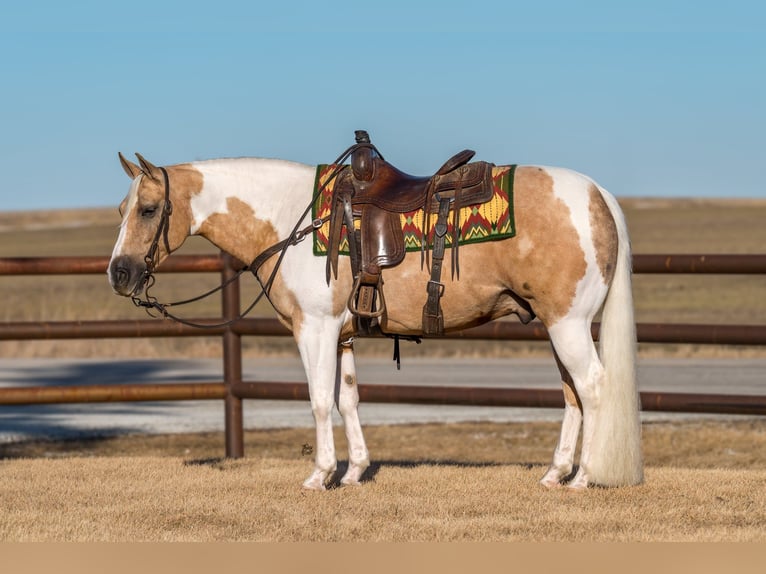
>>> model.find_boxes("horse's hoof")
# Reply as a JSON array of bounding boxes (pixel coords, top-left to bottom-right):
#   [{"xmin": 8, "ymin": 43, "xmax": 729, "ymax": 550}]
[
  {"xmin": 302, "ymin": 479, "xmax": 326, "ymax": 491},
  {"xmin": 340, "ymin": 462, "xmax": 369, "ymax": 487},
  {"xmin": 540, "ymin": 477, "xmax": 563, "ymax": 489},
  {"xmin": 539, "ymin": 467, "xmax": 568, "ymax": 489},
  {"xmin": 302, "ymin": 470, "xmax": 329, "ymax": 491},
  {"xmin": 566, "ymin": 472, "xmax": 589, "ymax": 491}
]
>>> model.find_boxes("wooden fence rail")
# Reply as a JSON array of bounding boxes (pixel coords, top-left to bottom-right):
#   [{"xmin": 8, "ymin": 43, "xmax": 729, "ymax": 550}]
[{"xmin": 1, "ymin": 253, "xmax": 765, "ymax": 457}]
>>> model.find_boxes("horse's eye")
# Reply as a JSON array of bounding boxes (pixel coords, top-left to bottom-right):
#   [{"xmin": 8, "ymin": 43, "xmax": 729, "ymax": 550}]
[{"xmin": 141, "ymin": 206, "xmax": 158, "ymax": 218}]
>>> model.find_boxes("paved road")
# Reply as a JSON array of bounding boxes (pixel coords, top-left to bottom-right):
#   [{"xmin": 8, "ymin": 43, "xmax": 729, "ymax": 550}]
[{"xmin": 0, "ymin": 357, "xmax": 764, "ymax": 441}]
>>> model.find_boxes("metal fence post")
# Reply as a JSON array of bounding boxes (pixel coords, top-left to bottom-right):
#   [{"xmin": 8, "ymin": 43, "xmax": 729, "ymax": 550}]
[{"xmin": 221, "ymin": 251, "xmax": 244, "ymax": 458}]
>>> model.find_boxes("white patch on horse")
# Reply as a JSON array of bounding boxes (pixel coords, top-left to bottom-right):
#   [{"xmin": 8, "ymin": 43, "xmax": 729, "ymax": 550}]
[
  {"xmin": 547, "ymin": 167, "xmax": 610, "ymax": 320},
  {"xmin": 190, "ymin": 159, "xmax": 312, "ymax": 236},
  {"xmin": 189, "ymin": 163, "xmax": 232, "ymax": 234},
  {"xmin": 514, "ymin": 235, "xmax": 535, "ymax": 258},
  {"xmin": 191, "ymin": 159, "xmax": 344, "ymax": 319}
]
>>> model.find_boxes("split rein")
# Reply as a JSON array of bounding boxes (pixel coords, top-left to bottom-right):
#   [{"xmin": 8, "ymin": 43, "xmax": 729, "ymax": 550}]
[{"xmin": 129, "ymin": 143, "xmax": 379, "ymax": 329}]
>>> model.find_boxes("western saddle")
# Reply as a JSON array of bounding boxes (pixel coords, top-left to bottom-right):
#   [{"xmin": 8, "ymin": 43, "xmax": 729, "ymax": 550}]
[{"xmin": 327, "ymin": 130, "xmax": 494, "ymax": 337}]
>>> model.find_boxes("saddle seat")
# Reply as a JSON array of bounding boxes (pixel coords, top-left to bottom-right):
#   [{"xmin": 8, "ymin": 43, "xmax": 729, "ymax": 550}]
[
  {"xmin": 348, "ymin": 148, "xmax": 481, "ymax": 213},
  {"xmin": 326, "ymin": 131, "xmax": 495, "ymax": 336}
]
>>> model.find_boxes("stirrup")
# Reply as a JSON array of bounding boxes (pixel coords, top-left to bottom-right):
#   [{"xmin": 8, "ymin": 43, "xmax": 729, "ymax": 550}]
[{"xmin": 348, "ymin": 275, "xmax": 386, "ymax": 319}]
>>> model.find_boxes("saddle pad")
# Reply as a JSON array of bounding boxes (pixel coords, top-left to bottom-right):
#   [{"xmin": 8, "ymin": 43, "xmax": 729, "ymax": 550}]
[{"xmin": 311, "ymin": 164, "xmax": 516, "ymax": 256}]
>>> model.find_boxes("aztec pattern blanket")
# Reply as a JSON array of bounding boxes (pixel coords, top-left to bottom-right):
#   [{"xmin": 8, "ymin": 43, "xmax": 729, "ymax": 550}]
[{"xmin": 311, "ymin": 164, "xmax": 516, "ymax": 256}]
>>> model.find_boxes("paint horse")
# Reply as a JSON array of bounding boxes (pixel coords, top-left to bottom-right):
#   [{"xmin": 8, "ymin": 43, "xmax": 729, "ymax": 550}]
[{"xmin": 108, "ymin": 143, "xmax": 643, "ymax": 490}]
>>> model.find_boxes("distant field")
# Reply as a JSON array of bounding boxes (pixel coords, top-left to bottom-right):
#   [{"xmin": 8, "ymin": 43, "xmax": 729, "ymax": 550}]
[{"xmin": 1, "ymin": 198, "xmax": 765, "ymax": 358}]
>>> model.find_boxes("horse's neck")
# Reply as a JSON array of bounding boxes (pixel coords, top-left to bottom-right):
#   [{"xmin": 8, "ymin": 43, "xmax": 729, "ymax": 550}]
[{"xmin": 189, "ymin": 158, "xmax": 315, "ymax": 263}]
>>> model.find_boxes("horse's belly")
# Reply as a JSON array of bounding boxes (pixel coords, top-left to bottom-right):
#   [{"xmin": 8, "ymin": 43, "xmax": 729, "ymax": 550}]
[{"xmin": 377, "ymin": 248, "xmax": 523, "ymax": 335}]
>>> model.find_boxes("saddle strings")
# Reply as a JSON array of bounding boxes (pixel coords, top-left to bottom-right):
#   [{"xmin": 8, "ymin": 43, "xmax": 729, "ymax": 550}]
[{"xmin": 131, "ymin": 141, "xmax": 380, "ymax": 329}]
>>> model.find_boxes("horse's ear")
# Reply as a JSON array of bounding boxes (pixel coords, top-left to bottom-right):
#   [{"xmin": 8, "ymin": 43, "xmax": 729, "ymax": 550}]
[
  {"xmin": 118, "ymin": 152, "xmax": 142, "ymax": 179},
  {"xmin": 135, "ymin": 153, "xmax": 163, "ymax": 182}
]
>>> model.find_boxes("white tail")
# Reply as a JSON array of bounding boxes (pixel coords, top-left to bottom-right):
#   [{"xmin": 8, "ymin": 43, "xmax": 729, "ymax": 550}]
[{"xmin": 588, "ymin": 188, "xmax": 644, "ymax": 485}]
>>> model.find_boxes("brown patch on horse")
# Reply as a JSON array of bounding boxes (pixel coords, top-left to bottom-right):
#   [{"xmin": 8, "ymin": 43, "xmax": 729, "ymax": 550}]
[
  {"xmin": 196, "ymin": 196, "xmax": 275, "ymax": 264},
  {"xmin": 507, "ymin": 167, "xmax": 587, "ymax": 325},
  {"xmin": 562, "ymin": 381, "xmax": 581, "ymax": 409},
  {"xmin": 368, "ymin": 167, "xmax": 589, "ymax": 333},
  {"xmin": 588, "ymin": 184, "xmax": 618, "ymax": 284},
  {"xmin": 196, "ymin": 196, "xmax": 302, "ymax": 317},
  {"xmin": 165, "ymin": 164, "xmax": 203, "ymax": 251}
]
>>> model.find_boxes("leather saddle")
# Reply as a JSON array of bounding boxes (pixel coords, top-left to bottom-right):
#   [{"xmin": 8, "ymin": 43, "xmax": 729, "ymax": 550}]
[{"xmin": 326, "ymin": 130, "xmax": 494, "ymax": 336}]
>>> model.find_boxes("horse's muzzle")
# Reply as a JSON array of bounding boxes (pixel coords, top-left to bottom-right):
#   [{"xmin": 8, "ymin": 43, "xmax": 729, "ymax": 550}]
[{"xmin": 108, "ymin": 255, "xmax": 146, "ymax": 296}]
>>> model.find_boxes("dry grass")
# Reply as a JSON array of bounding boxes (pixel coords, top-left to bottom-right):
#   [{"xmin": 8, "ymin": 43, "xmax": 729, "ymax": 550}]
[
  {"xmin": 1, "ymin": 420, "xmax": 764, "ymax": 541},
  {"xmin": 2, "ymin": 458, "xmax": 764, "ymax": 542},
  {"xmin": 3, "ymin": 420, "xmax": 764, "ymax": 470}
]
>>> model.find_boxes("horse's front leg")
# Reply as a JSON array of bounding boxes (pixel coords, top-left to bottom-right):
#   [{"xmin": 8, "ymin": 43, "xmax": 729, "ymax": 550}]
[
  {"xmin": 336, "ymin": 340, "xmax": 369, "ymax": 486},
  {"xmin": 296, "ymin": 316, "xmax": 343, "ymax": 491}
]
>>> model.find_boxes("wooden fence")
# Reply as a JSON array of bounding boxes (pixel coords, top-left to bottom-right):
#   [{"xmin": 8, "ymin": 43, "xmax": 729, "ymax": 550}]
[{"xmin": 1, "ymin": 253, "xmax": 765, "ymax": 457}]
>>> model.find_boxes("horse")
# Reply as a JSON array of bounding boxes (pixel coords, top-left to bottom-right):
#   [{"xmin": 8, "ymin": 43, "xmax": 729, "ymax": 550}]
[{"xmin": 108, "ymin": 146, "xmax": 643, "ymax": 490}]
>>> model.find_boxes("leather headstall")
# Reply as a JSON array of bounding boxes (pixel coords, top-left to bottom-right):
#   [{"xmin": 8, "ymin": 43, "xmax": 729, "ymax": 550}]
[{"xmin": 132, "ymin": 166, "xmax": 173, "ymax": 301}]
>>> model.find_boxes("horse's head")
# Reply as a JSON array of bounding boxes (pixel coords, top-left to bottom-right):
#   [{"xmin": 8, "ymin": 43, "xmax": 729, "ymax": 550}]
[{"xmin": 108, "ymin": 153, "xmax": 191, "ymax": 297}]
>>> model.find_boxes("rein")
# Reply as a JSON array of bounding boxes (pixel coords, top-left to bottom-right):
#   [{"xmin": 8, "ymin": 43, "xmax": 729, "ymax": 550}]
[{"xmin": 129, "ymin": 144, "xmax": 373, "ymax": 329}]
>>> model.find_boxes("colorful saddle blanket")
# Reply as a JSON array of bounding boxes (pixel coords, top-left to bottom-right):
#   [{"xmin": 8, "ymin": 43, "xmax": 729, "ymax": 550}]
[{"xmin": 312, "ymin": 164, "xmax": 516, "ymax": 256}]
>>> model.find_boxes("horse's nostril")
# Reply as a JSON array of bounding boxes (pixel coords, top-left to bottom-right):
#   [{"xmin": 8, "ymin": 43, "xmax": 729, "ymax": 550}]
[{"xmin": 114, "ymin": 266, "xmax": 130, "ymax": 287}]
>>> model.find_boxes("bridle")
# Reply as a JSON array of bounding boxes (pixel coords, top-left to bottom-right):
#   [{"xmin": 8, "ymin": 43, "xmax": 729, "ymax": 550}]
[
  {"xmin": 128, "ymin": 144, "xmax": 367, "ymax": 329},
  {"xmin": 131, "ymin": 166, "xmax": 173, "ymax": 301}
]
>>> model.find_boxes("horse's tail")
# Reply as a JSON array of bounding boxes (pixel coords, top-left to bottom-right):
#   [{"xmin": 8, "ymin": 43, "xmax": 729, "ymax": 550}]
[{"xmin": 589, "ymin": 186, "xmax": 644, "ymax": 486}]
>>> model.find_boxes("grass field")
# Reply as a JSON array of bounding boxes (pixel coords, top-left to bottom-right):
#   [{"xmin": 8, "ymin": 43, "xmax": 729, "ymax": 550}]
[{"xmin": 1, "ymin": 420, "xmax": 765, "ymax": 541}]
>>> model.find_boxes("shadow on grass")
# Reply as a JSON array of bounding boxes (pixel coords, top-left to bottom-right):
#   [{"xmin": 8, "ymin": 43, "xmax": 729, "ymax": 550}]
[
  {"xmin": 0, "ymin": 433, "xmax": 130, "ymax": 460},
  {"xmin": 176, "ymin": 456, "xmax": 548, "ymax": 488},
  {"xmin": 326, "ymin": 459, "xmax": 549, "ymax": 489},
  {"xmin": 183, "ymin": 457, "xmax": 229, "ymax": 470}
]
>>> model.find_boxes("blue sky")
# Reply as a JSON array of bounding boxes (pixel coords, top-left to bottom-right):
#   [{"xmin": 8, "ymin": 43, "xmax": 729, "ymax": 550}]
[{"xmin": 1, "ymin": 1, "xmax": 763, "ymax": 211}]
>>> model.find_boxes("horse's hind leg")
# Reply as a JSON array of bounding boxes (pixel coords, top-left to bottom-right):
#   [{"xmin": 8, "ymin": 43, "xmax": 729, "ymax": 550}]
[
  {"xmin": 545, "ymin": 317, "xmax": 604, "ymax": 489},
  {"xmin": 540, "ymin": 350, "xmax": 582, "ymax": 488},
  {"xmin": 335, "ymin": 341, "xmax": 370, "ymax": 486}
]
